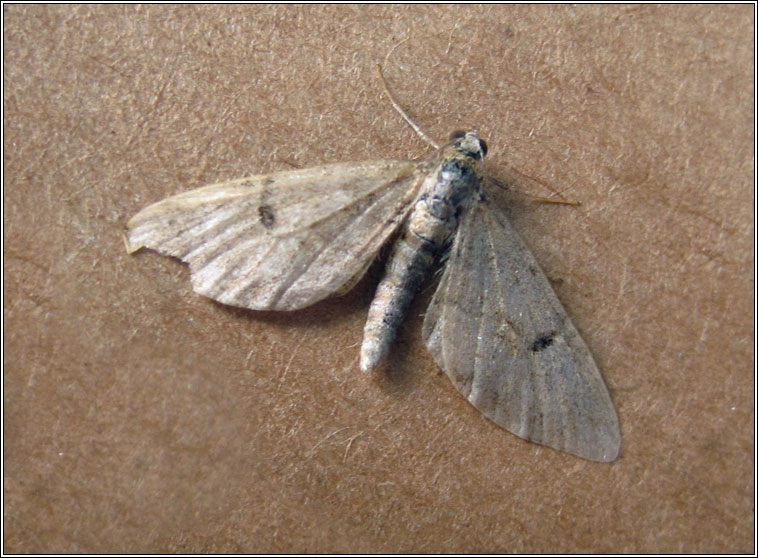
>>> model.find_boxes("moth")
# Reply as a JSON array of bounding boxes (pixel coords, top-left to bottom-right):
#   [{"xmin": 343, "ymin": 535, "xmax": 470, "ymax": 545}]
[{"xmin": 125, "ymin": 131, "xmax": 621, "ymax": 462}]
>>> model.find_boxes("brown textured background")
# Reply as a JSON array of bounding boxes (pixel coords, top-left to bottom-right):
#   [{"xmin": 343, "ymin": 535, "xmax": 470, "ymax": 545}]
[{"xmin": 3, "ymin": 5, "xmax": 753, "ymax": 553}]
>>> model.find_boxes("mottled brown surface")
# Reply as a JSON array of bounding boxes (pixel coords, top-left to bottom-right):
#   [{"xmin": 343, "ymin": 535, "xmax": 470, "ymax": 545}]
[{"xmin": 4, "ymin": 5, "xmax": 753, "ymax": 553}]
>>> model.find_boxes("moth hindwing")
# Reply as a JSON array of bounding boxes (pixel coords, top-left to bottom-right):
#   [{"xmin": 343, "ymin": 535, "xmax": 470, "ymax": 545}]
[{"xmin": 126, "ymin": 131, "xmax": 620, "ymax": 462}]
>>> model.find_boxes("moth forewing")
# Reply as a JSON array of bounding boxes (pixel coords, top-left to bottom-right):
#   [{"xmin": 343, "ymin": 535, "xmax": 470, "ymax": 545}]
[
  {"xmin": 125, "ymin": 160, "xmax": 422, "ymax": 311},
  {"xmin": 422, "ymin": 201, "xmax": 620, "ymax": 462}
]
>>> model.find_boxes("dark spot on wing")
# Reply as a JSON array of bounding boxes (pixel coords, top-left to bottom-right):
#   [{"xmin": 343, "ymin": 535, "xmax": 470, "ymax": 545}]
[
  {"xmin": 530, "ymin": 331, "xmax": 556, "ymax": 353},
  {"xmin": 258, "ymin": 204, "xmax": 275, "ymax": 228}
]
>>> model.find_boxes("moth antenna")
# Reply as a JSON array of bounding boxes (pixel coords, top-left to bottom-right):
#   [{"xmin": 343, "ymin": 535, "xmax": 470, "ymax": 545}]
[
  {"xmin": 489, "ymin": 174, "xmax": 580, "ymax": 206},
  {"xmin": 527, "ymin": 195, "xmax": 581, "ymax": 207},
  {"xmin": 377, "ymin": 63, "xmax": 440, "ymax": 150}
]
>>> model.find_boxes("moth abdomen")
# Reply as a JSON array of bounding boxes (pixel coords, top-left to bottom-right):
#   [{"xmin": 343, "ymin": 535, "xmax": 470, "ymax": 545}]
[{"xmin": 359, "ymin": 236, "xmax": 434, "ymax": 371}]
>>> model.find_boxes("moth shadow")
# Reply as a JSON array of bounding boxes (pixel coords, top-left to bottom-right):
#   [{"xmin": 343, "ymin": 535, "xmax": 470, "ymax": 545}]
[
  {"xmin": 371, "ymin": 280, "xmax": 437, "ymax": 398},
  {"xmin": 202, "ymin": 247, "xmax": 437, "ymax": 399},
  {"xmin": 372, "ymin": 325, "xmax": 419, "ymax": 395},
  {"xmin": 209, "ymin": 273, "xmax": 374, "ymax": 332}
]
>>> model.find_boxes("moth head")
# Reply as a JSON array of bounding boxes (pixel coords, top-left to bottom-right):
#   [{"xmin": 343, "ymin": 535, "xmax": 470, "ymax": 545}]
[{"xmin": 449, "ymin": 130, "xmax": 488, "ymax": 160}]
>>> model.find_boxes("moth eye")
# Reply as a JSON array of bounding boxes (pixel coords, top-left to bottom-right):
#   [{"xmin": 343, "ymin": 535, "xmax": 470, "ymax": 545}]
[
  {"xmin": 449, "ymin": 130, "xmax": 467, "ymax": 141},
  {"xmin": 479, "ymin": 139, "xmax": 488, "ymax": 158}
]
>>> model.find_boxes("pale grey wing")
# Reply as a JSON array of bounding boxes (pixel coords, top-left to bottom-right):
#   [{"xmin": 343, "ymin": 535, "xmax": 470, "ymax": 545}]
[
  {"xmin": 126, "ymin": 160, "xmax": 422, "ymax": 311},
  {"xmin": 422, "ymin": 202, "xmax": 620, "ymax": 462}
]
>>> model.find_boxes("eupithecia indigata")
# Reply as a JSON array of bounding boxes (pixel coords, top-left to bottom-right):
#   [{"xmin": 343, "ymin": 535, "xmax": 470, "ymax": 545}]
[{"xmin": 125, "ymin": 129, "xmax": 620, "ymax": 462}]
